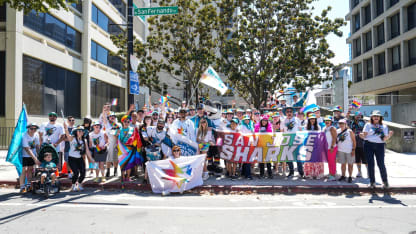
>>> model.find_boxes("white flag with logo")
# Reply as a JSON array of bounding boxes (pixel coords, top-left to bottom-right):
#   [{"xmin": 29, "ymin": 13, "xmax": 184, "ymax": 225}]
[
  {"xmin": 146, "ymin": 154, "xmax": 205, "ymax": 194},
  {"xmin": 200, "ymin": 66, "xmax": 228, "ymax": 95}
]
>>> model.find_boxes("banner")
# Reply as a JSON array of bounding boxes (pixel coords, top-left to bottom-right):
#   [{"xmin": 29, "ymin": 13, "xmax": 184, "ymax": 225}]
[
  {"xmin": 169, "ymin": 133, "xmax": 199, "ymax": 156},
  {"xmin": 6, "ymin": 104, "xmax": 28, "ymax": 176},
  {"xmin": 216, "ymin": 130, "xmax": 328, "ymax": 163},
  {"xmin": 200, "ymin": 66, "xmax": 228, "ymax": 95},
  {"xmin": 146, "ymin": 154, "xmax": 205, "ymax": 194}
]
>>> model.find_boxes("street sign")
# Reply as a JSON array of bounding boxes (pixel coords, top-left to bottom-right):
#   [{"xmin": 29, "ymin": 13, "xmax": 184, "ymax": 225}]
[
  {"xmin": 134, "ymin": 6, "xmax": 178, "ymax": 16},
  {"xmin": 129, "ymin": 71, "xmax": 140, "ymax": 95}
]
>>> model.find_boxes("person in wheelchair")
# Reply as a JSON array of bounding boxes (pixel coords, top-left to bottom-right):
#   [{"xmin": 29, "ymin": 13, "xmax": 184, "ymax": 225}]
[{"xmin": 38, "ymin": 152, "xmax": 57, "ymax": 191}]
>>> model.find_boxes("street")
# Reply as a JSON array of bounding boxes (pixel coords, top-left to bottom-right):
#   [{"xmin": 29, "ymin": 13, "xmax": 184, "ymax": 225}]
[{"xmin": 0, "ymin": 189, "xmax": 415, "ymax": 233}]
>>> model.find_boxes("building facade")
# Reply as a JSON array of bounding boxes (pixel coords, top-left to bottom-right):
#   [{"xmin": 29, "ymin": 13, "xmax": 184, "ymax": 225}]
[
  {"xmin": 0, "ymin": 0, "xmax": 149, "ymax": 127},
  {"xmin": 346, "ymin": 0, "xmax": 416, "ymax": 125}
]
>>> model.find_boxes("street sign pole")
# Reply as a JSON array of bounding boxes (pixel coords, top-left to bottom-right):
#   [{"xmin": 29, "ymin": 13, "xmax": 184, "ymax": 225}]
[{"xmin": 127, "ymin": 0, "xmax": 134, "ymax": 105}]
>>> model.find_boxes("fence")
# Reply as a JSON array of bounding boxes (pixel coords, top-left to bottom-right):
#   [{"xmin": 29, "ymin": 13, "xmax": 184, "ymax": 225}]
[{"xmin": 0, "ymin": 127, "xmax": 14, "ymax": 150}]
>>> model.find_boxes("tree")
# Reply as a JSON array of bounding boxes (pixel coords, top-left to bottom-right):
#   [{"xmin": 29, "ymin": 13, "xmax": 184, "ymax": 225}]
[
  {"xmin": 144, "ymin": 0, "xmax": 221, "ymax": 105},
  {"xmin": 0, "ymin": 0, "xmax": 77, "ymax": 14},
  {"xmin": 217, "ymin": 0, "xmax": 346, "ymax": 108}
]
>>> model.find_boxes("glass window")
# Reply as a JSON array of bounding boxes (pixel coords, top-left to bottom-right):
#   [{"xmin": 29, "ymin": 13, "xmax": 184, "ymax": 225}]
[
  {"xmin": 354, "ymin": 37, "xmax": 361, "ymax": 57},
  {"xmin": 0, "ymin": 3, "xmax": 6, "ymax": 21},
  {"xmin": 92, "ymin": 5, "xmax": 98, "ymax": 24},
  {"xmin": 365, "ymin": 58, "xmax": 373, "ymax": 79},
  {"xmin": 355, "ymin": 63, "xmax": 362, "ymax": 82},
  {"xmin": 376, "ymin": 0, "xmax": 384, "ymax": 17},
  {"xmin": 408, "ymin": 3, "xmax": 416, "ymax": 31},
  {"xmin": 364, "ymin": 5, "xmax": 371, "ymax": 25},
  {"xmin": 109, "ymin": 0, "xmax": 126, "ymax": 17},
  {"xmin": 377, "ymin": 52, "xmax": 386, "ymax": 75},
  {"xmin": 91, "ymin": 41, "xmax": 97, "ymax": 60},
  {"xmin": 354, "ymin": 13, "xmax": 360, "ymax": 32},
  {"xmin": 90, "ymin": 78, "xmax": 125, "ymax": 117},
  {"xmin": 71, "ymin": 1, "xmax": 82, "ymax": 13},
  {"xmin": 390, "ymin": 13, "xmax": 400, "ymax": 39},
  {"xmin": 23, "ymin": 11, "xmax": 81, "ymax": 52},
  {"xmin": 91, "ymin": 40, "xmax": 124, "ymax": 73},
  {"xmin": 96, "ymin": 43, "xmax": 108, "ymax": 65},
  {"xmin": 97, "ymin": 10, "xmax": 109, "ymax": 32},
  {"xmin": 365, "ymin": 31, "xmax": 372, "ymax": 52},
  {"xmin": 409, "ymin": 38, "xmax": 416, "ymax": 66},
  {"xmin": 352, "ymin": 0, "xmax": 360, "ymax": 8},
  {"xmin": 0, "ymin": 51, "xmax": 5, "ymax": 116},
  {"xmin": 376, "ymin": 23, "xmax": 385, "ymax": 46},
  {"xmin": 22, "ymin": 55, "xmax": 81, "ymax": 117},
  {"xmin": 389, "ymin": 0, "xmax": 399, "ymax": 8},
  {"xmin": 92, "ymin": 4, "xmax": 124, "ymax": 36},
  {"xmin": 391, "ymin": 45, "xmax": 401, "ymax": 71}
]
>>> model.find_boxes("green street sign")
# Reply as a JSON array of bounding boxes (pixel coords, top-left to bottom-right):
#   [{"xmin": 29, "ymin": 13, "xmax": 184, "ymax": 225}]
[{"xmin": 134, "ymin": 6, "xmax": 178, "ymax": 16}]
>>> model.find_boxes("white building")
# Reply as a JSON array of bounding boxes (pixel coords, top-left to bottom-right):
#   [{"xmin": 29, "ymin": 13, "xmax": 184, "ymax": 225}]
[{"xmin": 0, "ymin": 0, "xmax": 148, "ymax": 127}]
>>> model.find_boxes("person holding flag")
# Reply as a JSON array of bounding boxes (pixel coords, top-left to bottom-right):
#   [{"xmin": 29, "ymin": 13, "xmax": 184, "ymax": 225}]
[
  {"xmin": 19, "ymin": 123, "xmax": 41, "ymax": 193},
  {"xmin": 101, "ymin": 108, "xmax": 121, "ymax": 178},
  {"xmin": 89, "ymin": 121, "xmax": 109, "ymax": 183}
]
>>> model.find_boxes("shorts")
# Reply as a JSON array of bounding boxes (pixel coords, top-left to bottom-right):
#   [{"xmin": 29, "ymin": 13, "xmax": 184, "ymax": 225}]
[
  {"xmin": 64, "ymin": 152, "xmax": 69, "ymax": 162},
  {"xmin": 106, "ymin": 140, "xmax": 118, "ymax": 163},
  {"xmin": 22, "ymin": 157, "xmax": 35, "ymax": 167},
  {"xmin": 355, "ymin": 147, "xmax": 366, "ymax": 164},
  {"xmin": 336, "ymin": 151, "xmax": 355, "ymax": 164},
  {"xmin": 93, "ymin": 151, "xmax": 108, "ymax": 162}
]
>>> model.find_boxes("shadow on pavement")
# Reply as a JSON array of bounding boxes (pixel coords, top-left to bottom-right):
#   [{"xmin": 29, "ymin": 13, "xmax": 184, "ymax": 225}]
[{"xmin": 368, "ymin": 192, "xmax": 407, "ymax": 206}]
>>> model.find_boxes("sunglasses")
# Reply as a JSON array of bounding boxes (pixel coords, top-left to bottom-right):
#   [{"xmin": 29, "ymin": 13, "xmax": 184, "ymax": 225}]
[
  {"xmin": 123, "ymin": 120, "xmax": 130, "ymax": 123},
  {"xmin": 286, "ymin": 111, "xmax": 293, "ymax": 113},
  {"xmin": 179, "ymin": 111, "xmax": 187, "ymax": 114},
  {"xmin": 29, "ymin": 128, "xmax": 37, "ymax": 130},
  {"xmin": 69, "ymin": 119, "xmax": 75, "ymax": 122},
  {"xmin": 173, "ymin": 150, "xmax": 181, "ymax": 152},
  {"xmin": 254, "ymin": 113, "xmax": 260, "ymax": 115}
]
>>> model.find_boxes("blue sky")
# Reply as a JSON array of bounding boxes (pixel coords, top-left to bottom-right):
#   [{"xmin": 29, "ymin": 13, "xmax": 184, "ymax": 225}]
[{"xmin": 311, "ymin": 0, "xmax": 350, "ymax": 66}]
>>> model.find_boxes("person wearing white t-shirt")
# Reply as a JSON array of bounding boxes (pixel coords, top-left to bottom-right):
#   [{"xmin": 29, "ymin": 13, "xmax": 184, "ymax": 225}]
[
  {"xmin": 89, "ymin": 121, "xmax": 109, "ymax": 183},
  {"xmin": 170, "ymin": 108, "xmax": 196, "ymax": 142},
  {"xmin": 39, "ymin": 112, "xmax": 65, "ymax": 168},
  {"xmin": 102, "ymin": 110, "xmax": 121, "ymax": 178},
  {"xmin": 336, "ymin": 119, "xmax": 356, "ymax": 183},
  {"xmin": 360, "ymin": 110, "xmax": 393, "ymax": 189},
  {"xmin": 19, "ymin": 123, "xmax": 41, "ymax": 193}
]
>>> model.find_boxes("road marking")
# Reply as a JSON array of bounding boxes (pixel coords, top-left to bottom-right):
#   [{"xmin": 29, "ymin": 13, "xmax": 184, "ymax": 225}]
[{"xmin": 0, "ymin": 202, "xmax": 414, "ymax": 210}]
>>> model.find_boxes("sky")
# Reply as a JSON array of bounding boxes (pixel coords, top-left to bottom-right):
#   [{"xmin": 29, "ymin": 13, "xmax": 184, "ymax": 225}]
[{"xmin": 311, "ymin": 0, "xmax": 350, "ymax": 66}]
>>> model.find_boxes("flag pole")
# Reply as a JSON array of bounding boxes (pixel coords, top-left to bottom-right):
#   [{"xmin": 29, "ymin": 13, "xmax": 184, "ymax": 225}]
[{"xmin": 187, "ymin": 78, "xmax": 201, "ymax": 107}]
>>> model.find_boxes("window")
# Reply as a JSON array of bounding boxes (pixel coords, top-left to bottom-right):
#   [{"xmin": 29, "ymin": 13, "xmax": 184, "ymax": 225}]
[
  {"xmin": 391, "ymin": 45, "xmax": 401, "ymax": 71},
  {"xmin": 365, "ymin": 58, "xmax": 373, "ymax": 79},
  {"xmin": 364, "ymin": 31, "xmax": 372, "ymax": 52},
  {"xmin": 409, "ymin": 38, "xmax": 416, "ymax": 66},
  {"xmin": 22, "ymin": 55, "xmax": 81, "ymax": 117},
  {"xmin": 90, "ymin": 78, "xmax": 125, "ymax": 117},
  {"xmin": 109, "ymin": 0, "xmax": 126, "ymax": 17},
  {"xmin": 92, "ymin": 4, "xmax": 124, "ymax": 36},
  {"xmin": 376, "ymin": 0, "xmax": 384, "ymax": 17},
  {"xmin": 91, "ymin": 41, "xmax": 124, "ymax": 73},
  {"xmin": 364, "ymin": 5, "xmax": 371, "ymax": 25},
  {"xmin": 24, "ymin": 10, "xmax": 81, "ymax": 52},
  {"xmin": 408, "ymin": 2, "xmax": 416, "ymax": 31},
  {"xmin": 71, "ymin": 1, "xmax": 82, "ymax": 13},
  {"xmin": 355, "ymin": 63, "xmax": 362, "ymax": 82},
  {"xmin": 354, "ymin": 13, "xmax": 360, "ymax": 32},
  {"xmin": 354, "ymin": 37, "xmax": 361, "ymax": 57},
  {"xmin": 376, "ymin": 23, "xmax": 385, "ymax": 46},
  {"xmin": 376, "ymin": 52, "xmax": 386, "ymax": 75},
  {"xmin": 0, "ymin": 3, "xmax": 5, "ymax": 21},
  {"xmin": 0, "ymin": 51, "xmax": 5, "ymax": 116},
  {"xmin": 352, "ymin": 0, "xmax": 360, "ymax": 8},
  {"xmin": 390, "ymin": 13, "xmax": 400, "ymax": 39},
  {"xmin": 389, "ymin": 0, "xmax": 399, "ymax": 8}
]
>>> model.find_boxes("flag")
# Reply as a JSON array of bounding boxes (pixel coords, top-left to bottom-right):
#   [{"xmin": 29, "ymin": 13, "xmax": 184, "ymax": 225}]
[
  {"xmin": 6, "ymin": 104, "xmax": 28, "ymax": 176},
  {"xmin": 351, "ymin": 100, "xmax": 361, "ymax": 109},
  {"xmin": 111, "ymin": 98, "xmax": 118, "ymax": 106},
  {"xmin": 146, "ymin": 154, "xmax": 205, "ymax": 194},
  {"xmin": 118, "ymin": 128, "xmax": 143, "ymax": 171},
  {"xmin": 200, "ymin": 66, "xmax": 228, "ymax": 95},
  {"xmin": 199, "ymin": 143, "xmax": 210, "ymax": 152},
  {"xmin": 293, "ymin": 91, "xmax": 308, "ymax": 107}
]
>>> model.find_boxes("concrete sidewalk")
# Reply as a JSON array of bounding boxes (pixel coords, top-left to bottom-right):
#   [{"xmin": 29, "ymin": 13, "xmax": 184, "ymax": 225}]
[{"xmin": 1, "ymin": 150, "xmax": 415, "ymax": 194}]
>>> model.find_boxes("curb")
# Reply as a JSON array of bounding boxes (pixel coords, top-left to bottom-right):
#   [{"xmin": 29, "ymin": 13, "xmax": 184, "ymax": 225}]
[{"xmin": 1, "ymin": 180, "xmax": 416, "ymax": 194}]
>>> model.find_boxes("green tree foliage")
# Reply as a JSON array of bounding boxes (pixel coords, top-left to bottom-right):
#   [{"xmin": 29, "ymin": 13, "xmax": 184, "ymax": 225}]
[
  {"xmin": 217, "ymin": 0, "xmax": 345, "ymax": 108},
  {"xmin": 0, "ymin": 0, "xmax": 77, "ymax": 14}
]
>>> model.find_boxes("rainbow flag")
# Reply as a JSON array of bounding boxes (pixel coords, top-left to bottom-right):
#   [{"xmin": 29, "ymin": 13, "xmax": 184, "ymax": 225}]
[
  {"xmin": 270, "ymin": 104, "xmax": 277, "ymax": 109},
  {"xmin": 111, "ymin": 98, "xmax": 118, "ymax": 106},
  {"xmin": 351, "ymin": 100, "xmax": 361, "ymax": 109},
  {"xmin": 199, "ymin": 143, "xmax": 210, "ymax": 151},
  {"xmin": 118, "ymin": 128, "xmax": 143, "ymax": 171},
  {"xmin": 95, "ymin": 144, "xmax": 103, "ymax": 153}
]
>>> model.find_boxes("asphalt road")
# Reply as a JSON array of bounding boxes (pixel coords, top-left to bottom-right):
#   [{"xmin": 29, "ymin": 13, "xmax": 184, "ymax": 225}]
[{"xmin": 0, "ymin": 189, "xmax": 415, "ymax": 234}]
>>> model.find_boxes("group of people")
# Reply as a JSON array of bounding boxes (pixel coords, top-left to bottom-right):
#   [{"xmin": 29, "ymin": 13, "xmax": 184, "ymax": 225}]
[{"xmin": 18, "ymin": 98, "xmax": 393, "ymax": 193}]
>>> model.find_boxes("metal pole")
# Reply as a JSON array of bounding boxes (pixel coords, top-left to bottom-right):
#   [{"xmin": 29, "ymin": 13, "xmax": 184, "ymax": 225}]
[{"xmin": 127, "ymin": 0, "xmax": 134, "ymax": 105}]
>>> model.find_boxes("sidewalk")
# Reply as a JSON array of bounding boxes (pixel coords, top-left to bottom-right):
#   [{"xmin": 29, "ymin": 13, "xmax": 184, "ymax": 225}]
[{"xmin": 1, "ymin": 150, "xmax": 415, "ymax": 194}]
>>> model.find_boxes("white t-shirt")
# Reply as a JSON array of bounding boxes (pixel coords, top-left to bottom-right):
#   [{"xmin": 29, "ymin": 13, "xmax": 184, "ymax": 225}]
[
  {"xmin": 239, "ymin": 125, "xmax": 254, "ymax": 134},
  {"xmin": 337, "ymin": 128, "xmax": 354, "ymax": 153},
  {"xmin": 324, "ymin": 126, "xmax": 336, "ymax": 150},
  {"xmin": 280, "ymin": 117, "xmax": 299, "ymax": 133},
  {"xmin": 147, "ymin": 126, "xmax": 167, "ymax": 144},
  {"xmin": 197, "ymin": 130, "xmax": 214, "ymax": 144},
  {"xmin": 170, "ymin": 118, "xmax": 196, "ymax": 142},
  {"xmin": 40, "ymin": 122, "xmax": 64, "ymax": 151},
  {"xmin": 363, "ymin": 123, "xmax": 389, "ymax": 144},
  {"xmin": 68, "ymin": 138, "xmax": 85, "ymax": 158},
  {"xmin": 22, "ymin": 132, "xmax": 40, "ymax": 158},
  {"xmin": 105, "ymin": 121, "xmax": 121, "ymax": 143},
  {"xmin": 89, "ymin": 131, "xmax": 106, "ymax": 149},
  {"xmin": 297, "ymin": 118, "xmax": 307, "ymax": 131}
]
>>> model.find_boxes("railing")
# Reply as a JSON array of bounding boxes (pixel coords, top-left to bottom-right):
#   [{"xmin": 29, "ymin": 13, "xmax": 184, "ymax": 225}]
[{"xmin": 0, "ymin": 127, "xmax": 14, "ymax": 150}]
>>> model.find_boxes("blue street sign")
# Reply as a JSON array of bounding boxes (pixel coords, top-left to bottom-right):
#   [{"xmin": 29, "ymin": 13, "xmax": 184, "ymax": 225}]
[{"xmin": 129, "ymin": 71, "xmax": 140, "ymax": 95}]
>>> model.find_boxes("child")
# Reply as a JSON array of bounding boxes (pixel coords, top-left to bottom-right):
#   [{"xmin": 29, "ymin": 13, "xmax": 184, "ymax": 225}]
[{"xmin": 40, "ymin": 152, "xmax": 57, "ymax": 190}]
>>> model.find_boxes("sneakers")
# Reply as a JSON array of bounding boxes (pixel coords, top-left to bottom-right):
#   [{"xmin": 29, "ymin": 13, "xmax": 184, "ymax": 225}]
[
  {"xmin": 93, "ymin": 177, "xmax": 100, "ymax": 183},
  {"xmin": 78, "ymin": 184, "xmax": 84, "ymax": 191},
  {"xmin": 19, "ymin": 186, "xmax": 26, "ymax": 194},
  {"xmin": 286, "ymin": 172, "xmax": 294, "ymax": 178},
  {"xmin": 356, "ymin": 172, "xmax": 362, "ymax": 178},
  {"xmin": 383, "ymin": 181, "xmax": 389, "ymax": 189},
  {"xmin": 338, "ymin": 176, "xmax": 346, "ymax": 182},
  {"xmin": 71, "ymin": 184, "xmax": 78, "ymax": 192},
  {"xmin": 106, "ymin": 170, "xmax": 110, "ymax": 178},
  {"xmin": 369, "ymin": 182, "xmax": 376, "ymax": 189},
  {"xmin": 348, "ymin": 177, "xmax": 352, "ymax": 183},
  {"xmin": 162, "ymin": 191, "xmax": 170, "ymax": 196},
  {"xmin": 202, "ymin": 172, "xmax": 209, "ymax": 181},
  {"xmin": 328, "ymin": 175, "xmax": 336, "ymax": 181},
  {"xmin": 101, "ymin": 177, "xmax": 106, "ymax": 182}
]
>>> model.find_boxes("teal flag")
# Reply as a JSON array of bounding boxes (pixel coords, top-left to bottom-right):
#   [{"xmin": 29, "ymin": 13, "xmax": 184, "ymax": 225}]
[
  {"xmin": 6, "ymin": 105, "xmax": 28, "ymax": 176},
  {"xmin": 293, "ymin": 91, "xmax": 308, "ymax": 107}
]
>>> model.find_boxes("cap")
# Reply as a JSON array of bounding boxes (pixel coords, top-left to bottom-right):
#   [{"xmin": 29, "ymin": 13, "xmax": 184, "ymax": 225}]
[
  {"xmin": 71, "ymin": 125, "xmax": 84, "ymax": 134},
  {"xmin": 226, "ymin": 109, "xmax": 233, "ymax": 114},
  {"xmin": 370, "ymin": 110, "xmax": 382, "ymax": 117},
  {"xmin": 108, "ymin": 112, "xmax": 116, "ymax": 117},
  {"xmin": 307, "ymin": 113, "xmax": 317, "ymax": 119},
  {"xmin": 48, "ymin": 112, "xmax": 57, "ymax": 117},
  {"xmin": 332, "ymin": 106, "xmax": 343, "ymax": 112},
  {"xmin": 236, "ymin": 108, "xmax": 244, "ymax": 113},
  {"xmin": 272, "ymin": 113, "xmax": 280, "ymax": 118},
  {"xmin": 324, "ymin": 115, "xmax": 333, "ymax": 122},
  {"xmin": 121, "ymin": 115, "xmax": 130, "ymax": 123},
  {"xmin": 231, "ymin": 118, "xmax": 240, "ymax": 124},
  {"xmin": 242, "ymin": 115, "xmax": 251, "ymax": 120},
  {"xmin": 338, "ymin": 118, "xmax": 347, "ymax": 124},
  {"xmin": 26, "ymin": 122, "xmax": 39, "ymax": 129},
  {"xmin": 261, "ymin": 115, "xmax": 270, "ymax": 121},
  {"xmin": 282, "ymin": 107, "xmax": 295, "ymax": 115},
  {"xmin": 179, "ymin": 108, "xmax": 187, "ymax": 113},
  {"xmin": 245, "ymin": 109, "xmax": 252, "ymax": 112},
  {"xmin": 152, "ymin": 111, "xmax": 159, "ymax": 115},
  {"xmin": 196, "ymin": 104, "xmax": 204, "ymax": 110},
  {"xmin": 92, "ymin": 121, "xmax": 102, "ymax": 127},
  {"xmin": 188, "ymin": 105, "xmax": 195, "ymax": 110}
]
